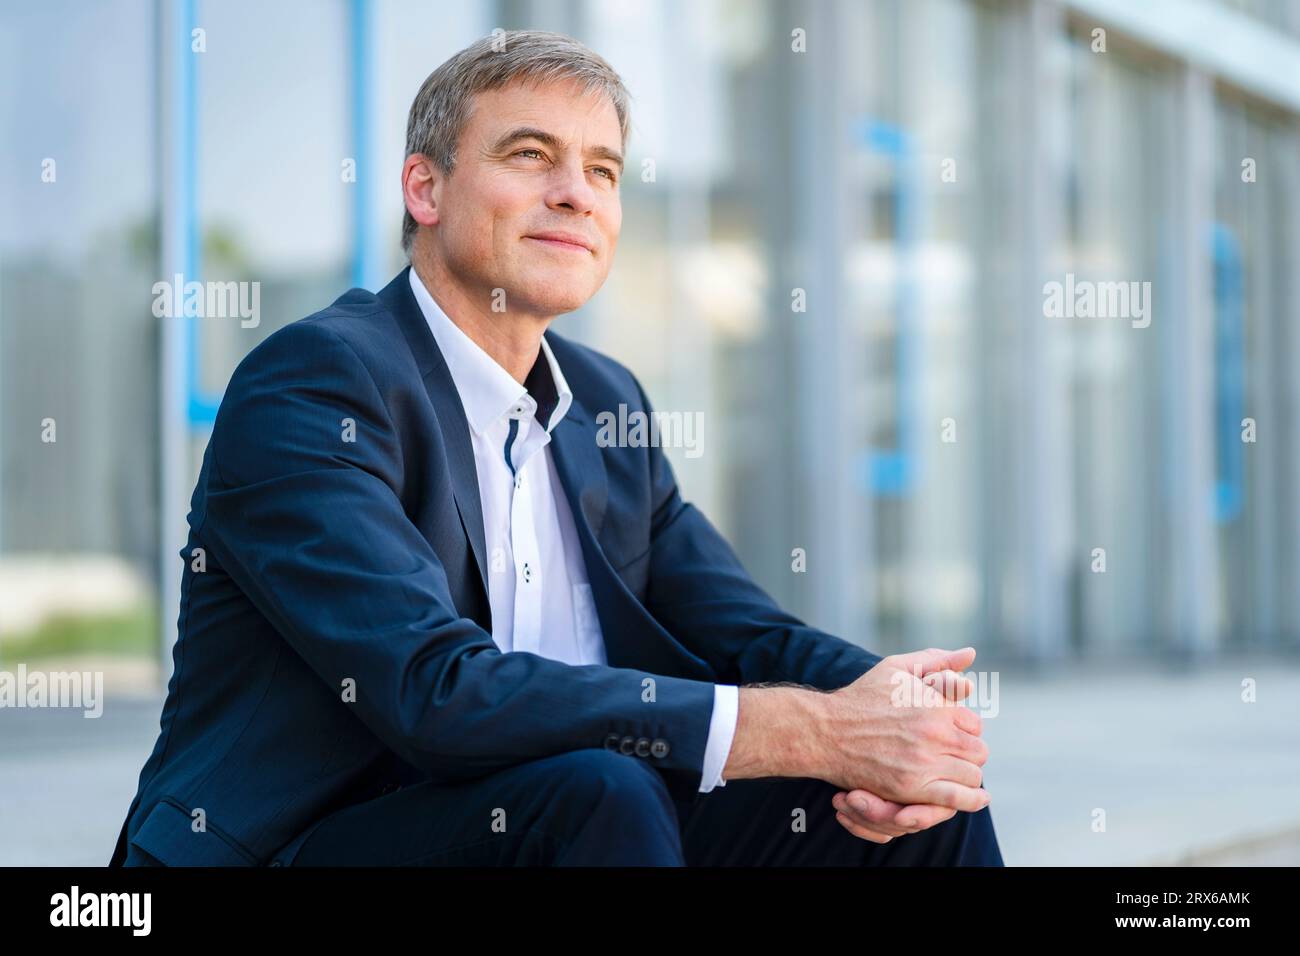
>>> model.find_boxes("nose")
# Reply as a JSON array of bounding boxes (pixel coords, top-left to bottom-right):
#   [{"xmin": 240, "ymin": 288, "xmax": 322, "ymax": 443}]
[{"xmin": 543, "ymin": 158, "xmax": 599, "ymax": 216}]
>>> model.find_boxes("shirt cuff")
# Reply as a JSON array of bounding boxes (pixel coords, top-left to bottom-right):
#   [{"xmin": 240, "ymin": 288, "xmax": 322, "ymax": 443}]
[{"xmin": 699, "ymin": 684, "xmax": 739, "ymax": 793}]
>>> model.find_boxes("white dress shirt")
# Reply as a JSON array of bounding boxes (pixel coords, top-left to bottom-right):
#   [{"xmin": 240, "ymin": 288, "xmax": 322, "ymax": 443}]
[{"xmin": 409, "ymin": 268, "xmax": 738, "ymax": 792}]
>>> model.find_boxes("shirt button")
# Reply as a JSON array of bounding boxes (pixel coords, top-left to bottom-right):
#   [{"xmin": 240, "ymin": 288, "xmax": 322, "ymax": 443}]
[
  {"xmin": 650, "ymin": 738, "xmax": 670, "ymax": 759},
  {"xmin": 618, "ymin": 735, "xmax": 636, "ymax": 756},
  {"xmin": 634, "ymin": 738, "xmax": 651, "ymax": 758},
  {"xmin": 604, "ymin": 733, "xmax": 622, "ymax": 751}
]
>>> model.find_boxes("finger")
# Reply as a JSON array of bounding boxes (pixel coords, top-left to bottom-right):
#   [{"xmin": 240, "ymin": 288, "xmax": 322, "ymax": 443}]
[
  {"xmin": 839, "ymin": 808, "xmax": 907, "ymax": 837},
  {"xmin": 835, "ymin": 811, "xmax": 895, "ymax": 844},
  {"xmin": 832, "ymin": 790, "xmax": 904, "ymax": 830},
  {"xmin": 919, "ymin": 780, "xmax": 992, "ymax": 813},
  {"xmin": 921, "ymin": 669, "xmax": 973, "ymax": 702},
  {"xmin": 944, "ymin": 727, "xmax": 989, "ymax": 766},
  {"xmin": 935, "ymin": 755, "xmax": 983, "ymax": 789},
  {"xmin": 891, "ymin": 646, "xmax": 976, "ymax": 679},
  {"xmin": 920, "ymin": 669, "xmax": 967, "ymax": 698},
  {"xmin": 891, "ymin": 803, "xmax": 958, "ymax": 830},
  {"xmin": 834, "ymin": 789, "xmax": 904, "ymax": 823},
  {"xmin": 951, "ymin": 703, "xmax": 984, "ymax": 737},
  {"xmin": 833, "ymin": 791, "xmax": 909, "ymax": 836}
]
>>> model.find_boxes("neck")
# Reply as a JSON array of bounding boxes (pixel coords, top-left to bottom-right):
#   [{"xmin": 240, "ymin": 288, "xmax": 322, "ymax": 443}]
[{"xmin": 410, "ymin": 250, "xmax": 548, "ymax": 385}]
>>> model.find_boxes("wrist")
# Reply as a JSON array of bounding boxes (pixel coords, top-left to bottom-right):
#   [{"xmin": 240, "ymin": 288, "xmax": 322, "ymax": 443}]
[{"xmin": 724, "ymin": 684, "xmax": 832, "ymax": 781}]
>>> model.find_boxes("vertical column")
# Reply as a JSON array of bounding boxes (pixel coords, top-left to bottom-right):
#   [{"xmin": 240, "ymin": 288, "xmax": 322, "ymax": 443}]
[
  {"xmin": 349, "ymin": 0, "xmax": 383, "ymax": 291},
  {"xmin": 1248, "ymin": 123, "xmax": 1278, "ymax": 644},
  {"xmin": 1281, "ymin": 123, "xmax": 1300, "ymax": 641},
  {"xmin": 662, "ymin": 0, "xmax": 718, "ymax": 522},
  {"xmin": 793, "ymin": 0, "xmax": 868, "ymax": 642},
  {"xmin": 157, "ymin": 0, "xmax": 199, "ymax": 684},
  {"xmin": 1015, "ymin": 0, "xmax": 1071, "ymax": 662},
  {"xmin": 1168, "ymin": 66, "xmax": 1221, "ymax": 658}
]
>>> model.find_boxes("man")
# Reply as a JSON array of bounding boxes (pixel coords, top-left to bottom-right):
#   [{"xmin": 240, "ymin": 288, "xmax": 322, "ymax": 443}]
[{"xmin": 111, "ymin": 30, "xmax": 1001, "ymax": 867}]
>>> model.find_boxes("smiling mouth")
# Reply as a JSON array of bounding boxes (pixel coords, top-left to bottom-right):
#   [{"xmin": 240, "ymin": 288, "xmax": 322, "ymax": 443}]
[{"xmin": 525, "ymin": 236, "xmax": 592, "ymax": 254}]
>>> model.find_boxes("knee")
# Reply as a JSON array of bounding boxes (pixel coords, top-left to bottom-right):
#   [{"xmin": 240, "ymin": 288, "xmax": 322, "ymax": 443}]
[
  {"xmin": 904, "ymin": 805, "xmax": 1003, "ymax": 867},
  {"xmin": 544, "ymin": 749, "xmax": 677, "ymax": 823}
]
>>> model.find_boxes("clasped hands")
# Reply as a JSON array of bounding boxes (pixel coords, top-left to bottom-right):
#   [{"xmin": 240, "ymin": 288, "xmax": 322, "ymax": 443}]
[{"xmin": 826, "ymin": 647, "xmax": 989, "ymax": 845}]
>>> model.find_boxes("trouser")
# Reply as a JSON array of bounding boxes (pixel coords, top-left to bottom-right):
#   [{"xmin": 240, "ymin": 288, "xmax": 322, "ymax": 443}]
[{"xmin": 263, "ymin": 748, "xmax": 1004, "ymax": 867}]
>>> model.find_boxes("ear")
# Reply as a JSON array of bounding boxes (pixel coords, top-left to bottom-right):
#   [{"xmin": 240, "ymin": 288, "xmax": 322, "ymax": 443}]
[{"xmin": 402, "ymin": 153, "xmax": 440, "ymax": 229}]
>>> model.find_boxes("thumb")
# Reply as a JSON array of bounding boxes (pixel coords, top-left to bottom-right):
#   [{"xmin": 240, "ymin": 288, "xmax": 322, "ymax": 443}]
[
  {"xmin": 891, "ymin": 646, "xmax": 976, "ymax": 678},
  {"xmin": 922, "ymin": 669, "xmax": 973, "ymax": 702}
]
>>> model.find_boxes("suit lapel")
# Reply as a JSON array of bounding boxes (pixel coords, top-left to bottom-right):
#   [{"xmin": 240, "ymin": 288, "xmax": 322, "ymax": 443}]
[
  {"xmin": 378, "ymin": 268, "xmax": 491, "ymax": 606},
  {"xmin": 424, "ymin": 363, "xmax": 491, "ymax": 604}
]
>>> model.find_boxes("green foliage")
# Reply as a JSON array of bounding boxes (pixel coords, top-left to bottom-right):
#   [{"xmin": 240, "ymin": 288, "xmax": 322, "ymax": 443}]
[{"xmin": 0, "ymin": 604, "xmax": 158, "ymax": 663}]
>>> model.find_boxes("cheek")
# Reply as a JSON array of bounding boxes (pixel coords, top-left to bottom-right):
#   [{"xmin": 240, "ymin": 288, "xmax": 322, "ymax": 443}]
[
  {"xmin": 449, "ymin": 180, "xmax": 525, "ymax": 259},
  {"xmin": 601, "ymin": 209, "xmax": 621, "ymax": 259},
  {"xmin": 605, "ymin": 198, "xmax": 622, "ymax": 238},
  {"xmin": 441, "ymin": 206, "xmax": 481, "ymax": 256}
]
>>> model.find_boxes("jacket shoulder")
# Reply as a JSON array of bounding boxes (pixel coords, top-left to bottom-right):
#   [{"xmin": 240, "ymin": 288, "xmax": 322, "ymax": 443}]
[
  {"xmin": 287, "ymin": 286, "xmax": 397, "ymax": 361},
  {"xmin": 228, "ymin": 286, "xmax": 404, "ymax": 385}
]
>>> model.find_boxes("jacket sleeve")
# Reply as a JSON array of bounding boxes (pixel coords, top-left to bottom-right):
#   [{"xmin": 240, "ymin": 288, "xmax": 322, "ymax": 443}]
[
  {"xmin": 630, "ymin": 375, "xmax": 883, "ymax": 691},
  {"xmin": 199, "ymin": 320, "xmax": 717, "ymax": 784}
]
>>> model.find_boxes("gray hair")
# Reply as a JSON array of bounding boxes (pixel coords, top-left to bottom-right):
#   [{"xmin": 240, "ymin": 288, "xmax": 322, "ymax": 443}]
[{"xmin": 401, "ymin": 30, "xmax": 631, "ymax": 257}]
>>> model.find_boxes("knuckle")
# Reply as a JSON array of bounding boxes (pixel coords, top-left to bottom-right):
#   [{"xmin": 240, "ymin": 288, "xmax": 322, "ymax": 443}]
[{"xmin": 858, "ymin": 802, "xmax": 885, "ymax": 823}]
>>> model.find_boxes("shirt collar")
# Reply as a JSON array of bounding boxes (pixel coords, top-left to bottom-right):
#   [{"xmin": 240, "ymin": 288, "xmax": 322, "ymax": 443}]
[{"xmin": 409, "ymin": 266, "xmax": 573, "ymax": 436}]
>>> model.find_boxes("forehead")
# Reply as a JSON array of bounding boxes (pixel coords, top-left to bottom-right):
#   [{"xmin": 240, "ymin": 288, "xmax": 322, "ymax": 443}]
[{"xmin": 465, "ymin": 76, "xmax": 622, "ymax": 141}]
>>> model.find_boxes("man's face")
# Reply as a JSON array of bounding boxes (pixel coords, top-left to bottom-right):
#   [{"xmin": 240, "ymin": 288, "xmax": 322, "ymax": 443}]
[{"xmin": 426, "ymin": 76, "xmax": 624, "ymax": 318}]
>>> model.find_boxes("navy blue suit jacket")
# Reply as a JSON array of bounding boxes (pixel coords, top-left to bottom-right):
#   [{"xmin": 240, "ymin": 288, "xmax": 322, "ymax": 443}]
[{"xmin": 109, "ymin": 266, "xmax": 881, "ymax": 866}]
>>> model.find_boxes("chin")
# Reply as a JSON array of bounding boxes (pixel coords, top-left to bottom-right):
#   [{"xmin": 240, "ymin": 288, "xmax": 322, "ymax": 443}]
[{"xmin": 519, "ymin": 272, "xmax": 599, "ymax": 315}]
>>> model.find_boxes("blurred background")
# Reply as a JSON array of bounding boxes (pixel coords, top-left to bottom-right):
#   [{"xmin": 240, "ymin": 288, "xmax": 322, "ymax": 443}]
[{"xmin": 1, "ymin": 0, "xmax": 1298, "ymax": 866}]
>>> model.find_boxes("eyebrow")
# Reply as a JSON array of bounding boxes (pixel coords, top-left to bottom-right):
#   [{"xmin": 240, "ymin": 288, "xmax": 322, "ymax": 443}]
[{"xmin": 489, "ymin": 126, "xmax": 624, "ymax": 174}]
